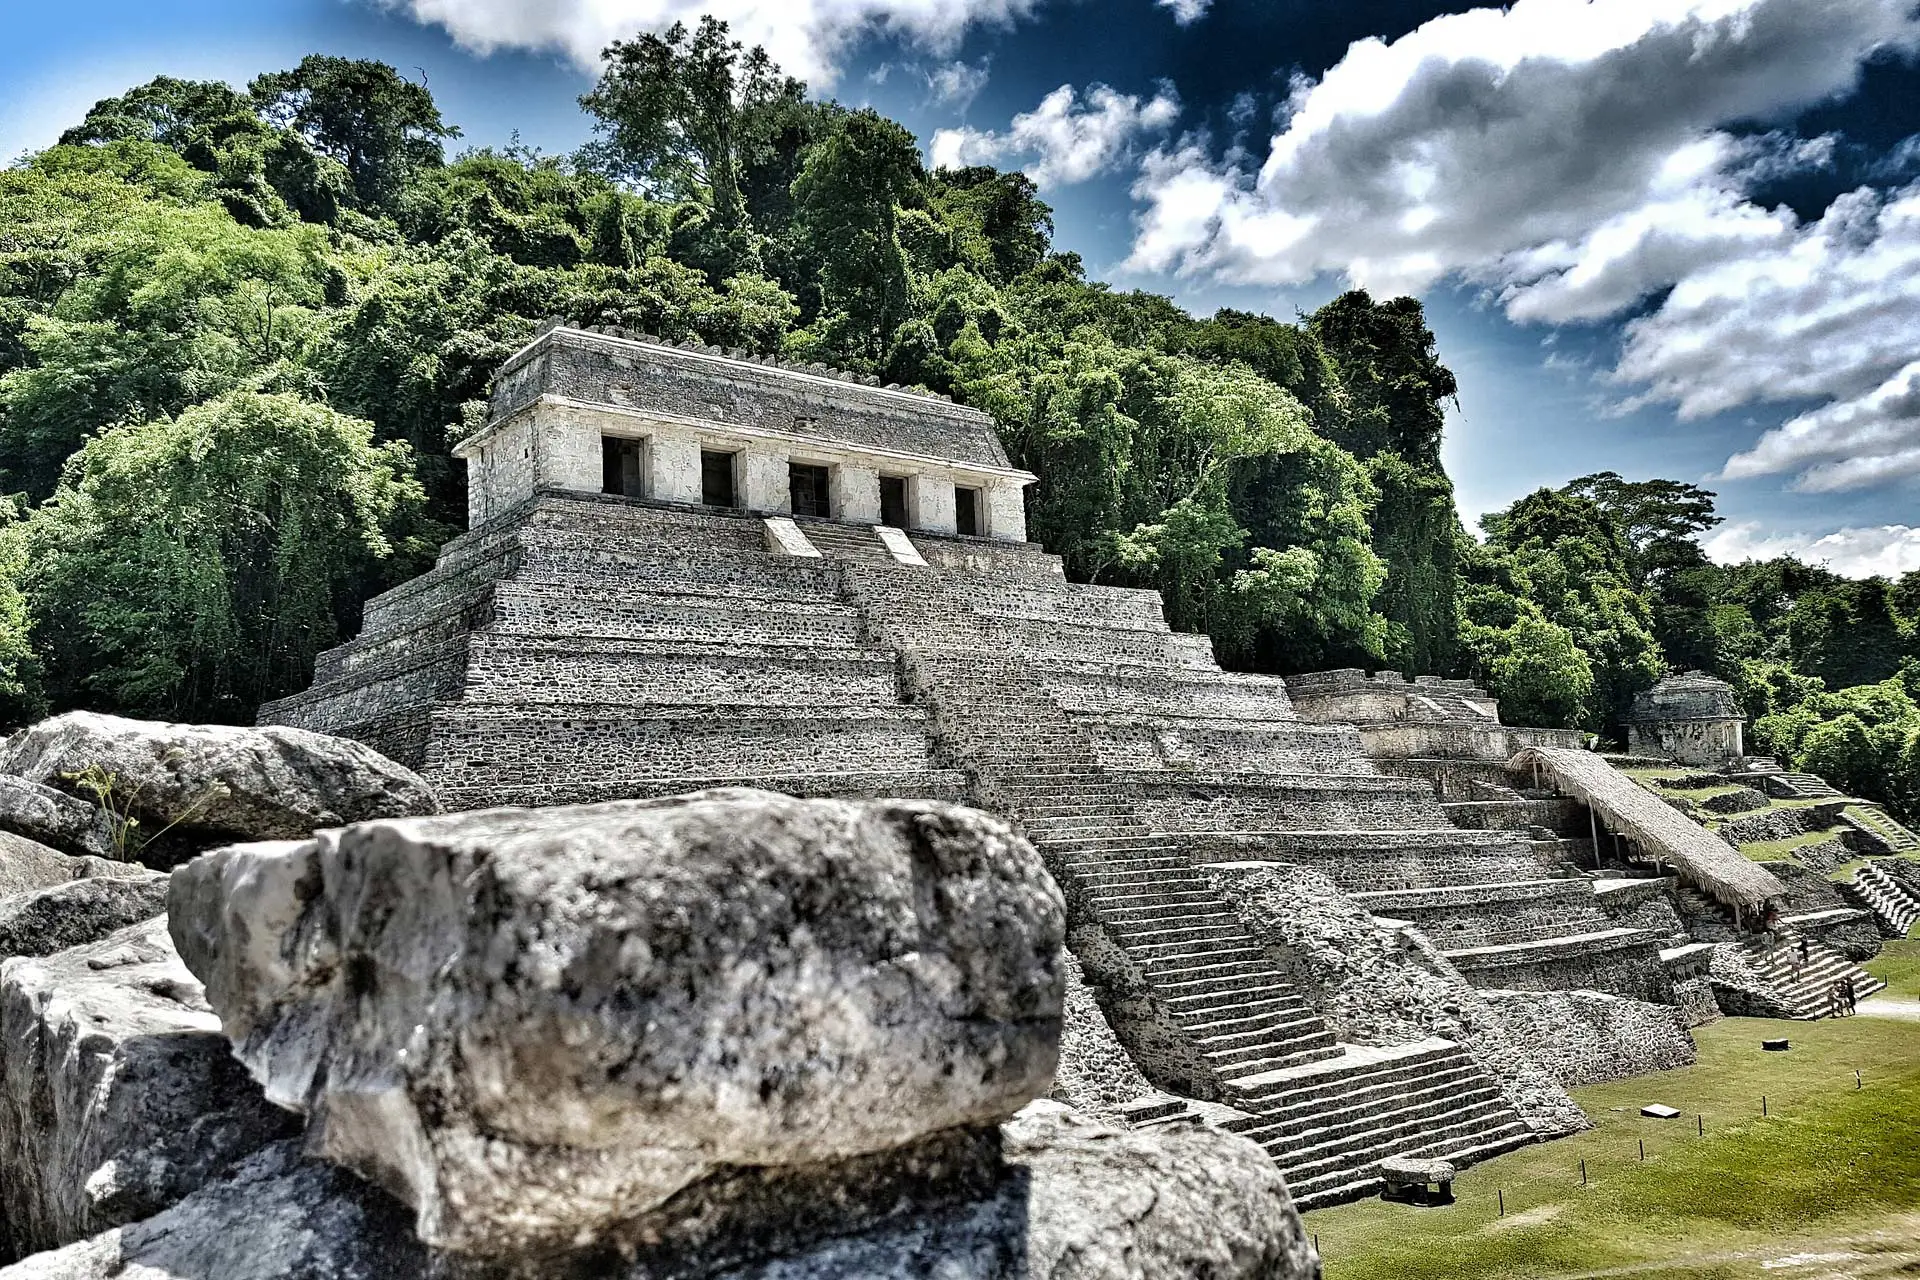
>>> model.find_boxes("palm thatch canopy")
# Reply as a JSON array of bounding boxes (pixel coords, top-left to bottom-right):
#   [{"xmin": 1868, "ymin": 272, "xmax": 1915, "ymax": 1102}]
[{"xmin": 1510, "ymin": 746, "xmax": 1784, "ymax": 911}]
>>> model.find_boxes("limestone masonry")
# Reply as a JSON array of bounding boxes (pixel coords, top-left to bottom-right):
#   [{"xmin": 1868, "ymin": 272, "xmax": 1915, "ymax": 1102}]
[{"xmin": 252, "ymin": 327, "xmax": 1892, "ymax": 1216}]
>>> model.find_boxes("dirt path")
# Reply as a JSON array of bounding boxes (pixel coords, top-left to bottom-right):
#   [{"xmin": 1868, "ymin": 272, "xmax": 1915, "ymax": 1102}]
[{"xmin": 1853, "ymin": 996, "xmax": 1920, "ymax": 1020}]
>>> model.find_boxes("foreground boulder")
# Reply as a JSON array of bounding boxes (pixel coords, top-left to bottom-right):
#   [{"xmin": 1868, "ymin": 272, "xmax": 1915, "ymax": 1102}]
[
  {"xmin": 0, "ymin": 833, "xmax": 147, "ymax": 901},
  {"xmin": 2, "ymin": 713, "xmax": 439, "ymax": 847},
  {"xmin": 655, "ymin": 1102, "xmax": 1318, "ymax": 1280},
  {"xmin": 0, "ymin": 1142, "xmax": 425, "ymax": 1280},
  {"xmin": 169, "ymin": 790, "xmax": 1067, "ymax": 1256},
  {"xmin": 0, "ymin": 1106, "xmax": 1315, "ymax": 1280},
  {"xmin": 0, "ymin": 780, "xmax": 116, "ymax": 862},
  {"xmin": 0, "ymin": 918, "xmax": 298, "ymax": 1258},
  {"xmin": 0, "ymin": 875, "xmax": 170, "ymax": 961}
]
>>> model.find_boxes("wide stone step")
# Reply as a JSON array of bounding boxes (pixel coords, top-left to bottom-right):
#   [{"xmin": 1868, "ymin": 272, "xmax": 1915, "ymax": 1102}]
[
  {"xmin": 1225, "ymin": 1039, "xmax": 1464, "ymax": 1108},
  {"xmin": 1211, "ymin": 1036, "xmax": 1342, "ymax": 1079},
  {"xmin": 1144, "ymin": 974, "xmax": 1297, "ymax": 1013},
  {"xmin": 1258, "ymin": 1063, "xmax": 1492, "ymax": 1131},
  {"xmin": 1203, "ymin": 1023, "xmax": 1339, "ymax": 1068},
  {"xmin": 1093, "ymin": 892, "xmax": 1228, "ymax": 917},
  {"xmin": 1243, "ymin": 1071, "xmax": 1502, "ymax": 1146},
  {"xmin": 1155, "ymin": 971, "xmax": 1297, "ymax": 1004},
  {"xmin": 1270, "ymin": 1097, "xmax": 1522, "ymax": 1183},
  {"xmin": 1286, "ymin": 1125, "xmax": 1537, "ymax": 1209},
  {"xmin": 1136, "ymin": 955, "xmax": 1271, "ymax": 983},
  {"xmin": 1177, "ymin": 995, "xmax": 1319, "ymax": 1036},
  {"xmin": 1195, "ymin": 1013, "xmax": 1334, "ymax": 1055},
  {"xmin": 1128, "ymin": 937, "xmax": 1259, "ymax": 966},
  {"xmin": 1090, "ymin": 891, "xmax": 1228, "ymax": 916}
]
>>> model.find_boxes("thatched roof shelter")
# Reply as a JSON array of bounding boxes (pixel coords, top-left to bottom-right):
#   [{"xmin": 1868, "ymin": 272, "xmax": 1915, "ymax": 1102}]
[{"xmin": 1510, "ymin": 746, "xmax": 1784, "ymax": 911}]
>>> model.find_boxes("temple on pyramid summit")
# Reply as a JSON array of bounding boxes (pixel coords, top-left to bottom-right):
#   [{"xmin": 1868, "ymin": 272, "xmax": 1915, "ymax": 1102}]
[{"xmin": 260, "ymin": 321, "xmax": 1891, "ymax": 1208}]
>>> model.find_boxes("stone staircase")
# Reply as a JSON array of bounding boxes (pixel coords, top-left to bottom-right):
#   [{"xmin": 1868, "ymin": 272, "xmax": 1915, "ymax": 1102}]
[
  {"xmin": 839, "ymin": 573, "xmax": 1539, "ymax": 1208},
  {"xmin": 1844, "ymin": 805, "xmax": 1920, "ymax": 853},
  {"xmin": 1228, "ymin": 1039, "xmax": 1535, "ymax": 1208},
  {"xmin": 1767, "ymin": 772, "xmax": 1843, "ymax": 800},
  {"xmin": 1840, "ymin": 860, "xmax": 1920, "ymax": 937},
  {"xmin": 1735, "ymin": 931, "xmax": 1885, "ymax": 1017},
  {"xmin": 788, "ymin": 518, "xmax": 901, "ymax": 565}
]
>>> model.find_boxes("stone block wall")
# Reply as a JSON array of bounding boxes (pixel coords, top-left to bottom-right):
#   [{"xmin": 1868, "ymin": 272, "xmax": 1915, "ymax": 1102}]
[
  {"xmin": 1449, "ymin": 934, "xmax": 1674, "ymax": 1003},
  {"xmin": 1126, "ymin": 775, "xmax": 1449, "ymax": 834},
  {"xmin": 1086, "ymin": 722, "xmax": 1386, "ymax": 778},
  {"xmin": 1352, "ymin": 880, "xmax": 1614, "ymax": 950},
  {"xmin": 1180, "ymin": 831, "xmax": 1565, "ymax": 892},
  {"xmin": 1480, "ymin": 990, "xmax": 1696, "ymax": 1087}
]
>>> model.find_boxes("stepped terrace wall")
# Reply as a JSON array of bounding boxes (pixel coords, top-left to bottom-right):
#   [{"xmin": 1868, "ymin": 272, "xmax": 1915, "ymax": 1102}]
[{"xmin": 263, "ymin": 497, "xmax": 967, "ymax": 811}]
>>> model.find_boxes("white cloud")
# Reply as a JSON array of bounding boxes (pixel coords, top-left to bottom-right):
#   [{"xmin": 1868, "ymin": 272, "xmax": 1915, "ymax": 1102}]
[
  {"xmin": 931, "ymin": 82, "xmax": 1180, "ymax": 187},
  {"xmin": 386, "ymin": 0, "xmax": 1039, "ymax": 83},
  {"xmin": 1157, "ymin": 0, "xmax": 1210, "ymax": 24},
  {"xmin": 1705, "ymin": 522, "xmax": 1920, "ymax": 578},
  {"xmin": 1723, "ymin": 357, "xmax": 1920, "ymax": 492},
  {"xmin": 926, "ymin": 58, "xmax": 990, "ymax": 108},
  {"xmin": 1119, "ymin": 0, "xmax": 1920, "ymax": 492},
  {"xmin": 1125, "ymin": 0, "xmax": 1914, "ymax": 290}
]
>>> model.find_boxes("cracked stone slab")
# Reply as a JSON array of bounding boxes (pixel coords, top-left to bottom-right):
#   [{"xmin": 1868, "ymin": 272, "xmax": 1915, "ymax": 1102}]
[
  {"xmin": 0, "ymin": 779, "xmax": 116, "ymax": 862},
  {"xmin": 0, "ymin": 918, "xmax": 298, "ymax": 1258},
  {"xmin": 168, "ymin": 789, "xmax": 1066, "ymax": 1256},
  {"xmin": 1, "ymin": 713, "xmax": 439, "ymax": 845}
]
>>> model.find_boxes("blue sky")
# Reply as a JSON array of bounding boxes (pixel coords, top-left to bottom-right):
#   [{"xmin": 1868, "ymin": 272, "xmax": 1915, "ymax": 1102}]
[{"xmin": 5, "ymin": 0, "xmax": 1920, "ymax": 573}]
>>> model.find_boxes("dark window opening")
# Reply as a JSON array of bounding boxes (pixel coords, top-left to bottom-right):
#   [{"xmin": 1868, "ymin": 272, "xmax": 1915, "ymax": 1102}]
[
  {"xmin": 701, "ymin": 449, "xmax": 738, "ymax": 508},
  {"xmin": 879, "ymin": 476, "xmax": 909, "ymax": 528},
  {"xmin": 955, "ymin": 486, "xmax": 981, "ymax": 537},
  {"xmin": 790, "ymin": 463, "xmax": 831, "ymax": 518},
  {"xmin": 602, "ymin": 435, "xmax": 644, "ymax": 498}
]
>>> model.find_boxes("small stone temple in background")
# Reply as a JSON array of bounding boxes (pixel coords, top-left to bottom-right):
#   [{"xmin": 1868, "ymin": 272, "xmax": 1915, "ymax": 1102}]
[{"xmin": 1624, "ymin": 672, "xmax": 1746, "ymax": 766}]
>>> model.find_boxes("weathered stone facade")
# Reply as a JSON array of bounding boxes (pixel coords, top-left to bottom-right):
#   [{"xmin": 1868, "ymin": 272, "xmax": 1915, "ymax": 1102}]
[
  {"xmin": 1625, "ymin": 672, "xmax": 1747, "ymax": 766},
  {"xmin": 461, "ymin": 325, "xmax": 1034, "ymax": 540}
]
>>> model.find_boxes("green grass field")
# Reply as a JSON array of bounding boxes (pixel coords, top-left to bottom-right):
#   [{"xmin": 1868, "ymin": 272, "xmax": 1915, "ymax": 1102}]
[{"xmin": 1304, "ymin": 941, "xmax": 1920, "ymax": 1279}]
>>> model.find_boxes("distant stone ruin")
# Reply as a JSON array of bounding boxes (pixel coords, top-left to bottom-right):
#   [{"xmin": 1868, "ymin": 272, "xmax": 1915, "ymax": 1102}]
[
  {"xmin": 248, "ymin": 326, "xmax": 1863, "ymax": 1213},
  {"xmin": 1625, "ymin": 671, "xmax": 1747, "ymax": 766}
]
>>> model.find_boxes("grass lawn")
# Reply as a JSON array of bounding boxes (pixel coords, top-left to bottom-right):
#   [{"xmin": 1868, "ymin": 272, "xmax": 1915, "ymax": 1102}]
[
  {"xmin": 1304, "ymin": 941, "xmax": 1920, "ymax": 1279},
  {"xmin": 1735, "ymin": 828, "xmax": 1853, "ymax": 862}
]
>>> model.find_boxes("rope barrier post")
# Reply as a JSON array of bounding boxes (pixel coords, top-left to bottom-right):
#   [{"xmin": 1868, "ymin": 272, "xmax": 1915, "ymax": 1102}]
[
  {"xmin": 1857, "ymin": 1070, "xmax": 1863, "ymax": 1090},
  {"xmin": 1762, "ymin": 1095, "xmax": 1768, "ymax": 1117},
  {"xmin": 1580, "ymin": 1158, "xmax": 1587, "ymax": 1186},
  {"xmin": 1639, "ymin": 1138, "xmax": 1645, "ymax": 1162},
  {"xmin": 1697, "ymin": 1114, "xmax": 1703, "ymax": 1136},
  {"xmin": 1498, "ymin": 1188, "xmax": 1504, "ymax": 1217}
]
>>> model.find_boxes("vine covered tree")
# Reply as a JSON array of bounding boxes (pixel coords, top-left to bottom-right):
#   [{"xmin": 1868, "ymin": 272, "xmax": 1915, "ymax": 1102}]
[
  {"xmin": 11, "ymin": 391, "xmax": 424, "ymax": 721},
  {"xmin": 580, "ymin": 17, "xmax": 805, "ymax": 229}
]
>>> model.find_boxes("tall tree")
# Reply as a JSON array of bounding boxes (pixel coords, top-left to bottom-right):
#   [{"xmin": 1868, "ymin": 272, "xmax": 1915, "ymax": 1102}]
[
  {"xmin": 1307, "ymin": 290, "xmax": 1462, "ymax": 673},
  {"xmin": 15, "ymin": 391, "xmax": 422, "ymax": 721},
  {"xmin": 1562, "ymin": 471, "xmax": 1722, "ymax": 584},
  {"xmin": 580, "ymin": 17, "xmax": 805, "ymax": 229},
  {"xmin": 250, "ymin": 56, "xmax": 457, "ymax": 214},
  {"xmin": 790, "ymin": 109, "xmax": 921, "ymax": 366}
]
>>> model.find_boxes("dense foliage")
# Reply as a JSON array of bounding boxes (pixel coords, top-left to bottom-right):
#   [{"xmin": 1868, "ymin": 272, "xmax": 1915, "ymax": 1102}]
[{"xmin": 2, "ymin": 27, "xmax": 1915, "ymax": 831}]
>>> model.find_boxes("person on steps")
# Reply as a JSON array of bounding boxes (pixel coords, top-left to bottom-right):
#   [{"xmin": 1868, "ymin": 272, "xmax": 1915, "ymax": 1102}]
[{"xmin": 1844, "ymin": 976, "xmax": 1858, "ymax": 1016}]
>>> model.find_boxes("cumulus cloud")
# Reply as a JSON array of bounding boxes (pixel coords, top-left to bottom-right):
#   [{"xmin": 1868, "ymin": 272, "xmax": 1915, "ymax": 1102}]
[
  {"xmin": 1157, "ymin": 0, "xmax": 1210, "ymax": 24},
  {"xmin": 926, "ymin": 58, "xmax": 990, "ymax": 108},
  {"xmin": 931, "ymin": 82, "xmax": 1180, "ymax": 186},
  {"xmin": 1705, "ymin": 522, "xmax": 1920, "ymax": 578},
  {"xmin": 1120, "ymin": 0, "xmax": 1920, "ymax": 491},
  {"xmin": 1723, "ymin": 357, "xmax": 1920, "ymax": 491},
  {"xmin": 1126, "ymin": 0, "xmax": 1914, "ymax": 290},
  {"xmin": 386, "ymin": 0, "xmax": 1039, "ymax": 82}
]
